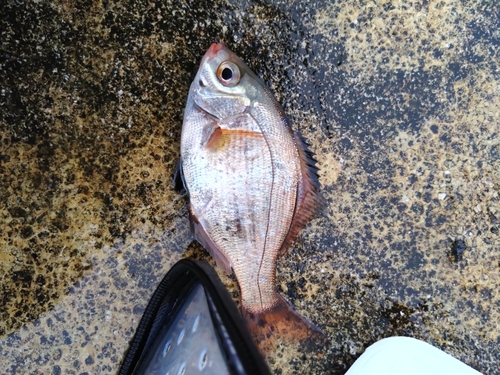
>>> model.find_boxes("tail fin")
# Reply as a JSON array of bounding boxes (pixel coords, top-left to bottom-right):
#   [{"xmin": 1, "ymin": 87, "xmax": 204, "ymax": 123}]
[{"xmin": 242, "ymin": 293, "xmax": 328, "ymax": 355}]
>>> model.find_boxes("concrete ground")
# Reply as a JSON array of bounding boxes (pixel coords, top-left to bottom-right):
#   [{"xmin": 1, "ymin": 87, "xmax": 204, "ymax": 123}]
[{"xmin": 1, "ymin": 0, "xmax": 498, "ymax": 374}]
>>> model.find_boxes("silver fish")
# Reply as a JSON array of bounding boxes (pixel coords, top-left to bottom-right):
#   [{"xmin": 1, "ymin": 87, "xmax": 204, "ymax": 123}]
[{"xmin": 175, "ymin": 43, "xmax": 323, "ymax": 350}]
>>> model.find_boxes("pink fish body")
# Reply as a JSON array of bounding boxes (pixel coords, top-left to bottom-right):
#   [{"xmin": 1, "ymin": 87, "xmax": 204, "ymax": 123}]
[{"xmin": 176, "ymin": 43, "xmax": 323, "ymax": 350}]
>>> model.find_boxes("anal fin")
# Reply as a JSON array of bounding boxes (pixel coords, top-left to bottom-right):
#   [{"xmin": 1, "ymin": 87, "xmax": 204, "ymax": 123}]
[{"xmin": 189, "ymin": 205, "xmax": 233, "ymax": 275}]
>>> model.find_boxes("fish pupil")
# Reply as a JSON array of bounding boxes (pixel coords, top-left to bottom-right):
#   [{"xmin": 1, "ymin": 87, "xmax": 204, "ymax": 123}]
[{"xmin": 221, "ymin": 67, "xmax": 233, "ymax": 81}]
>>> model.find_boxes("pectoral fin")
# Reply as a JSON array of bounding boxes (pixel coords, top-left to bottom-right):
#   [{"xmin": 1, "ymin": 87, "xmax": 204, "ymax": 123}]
[
  {"xmin": 204, "ymin": 126, "xmax": 223, "ymax": 148},
  {"xmin": 202, "ymin": 127, "xmax": 264, "ymax": 149},
  {"xmin": 201, "ymin": 115, "xmax": 264, "ymax": 149}
]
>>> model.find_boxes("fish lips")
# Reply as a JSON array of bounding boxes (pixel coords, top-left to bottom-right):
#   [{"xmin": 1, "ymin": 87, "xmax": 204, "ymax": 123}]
[{"xmin": 202, "ymin": 42, "xmax": 232, "ymax": 64}]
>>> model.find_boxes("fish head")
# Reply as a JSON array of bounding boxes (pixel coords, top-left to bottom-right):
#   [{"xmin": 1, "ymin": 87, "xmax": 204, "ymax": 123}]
[{"xmin": 191, "ymin": 43, "xmax": 263, "ymax": 119}]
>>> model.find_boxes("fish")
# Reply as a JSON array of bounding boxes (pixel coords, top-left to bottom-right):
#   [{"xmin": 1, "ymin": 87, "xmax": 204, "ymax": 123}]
[{"xmin": 175, "ymin": 42, "xmax": 324, "ymax": 351}]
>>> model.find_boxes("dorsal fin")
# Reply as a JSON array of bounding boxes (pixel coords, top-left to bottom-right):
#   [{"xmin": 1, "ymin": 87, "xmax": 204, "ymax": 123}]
[{"xmin": 279, "ymin": 132, "xmax": 323, "ymax": 256}]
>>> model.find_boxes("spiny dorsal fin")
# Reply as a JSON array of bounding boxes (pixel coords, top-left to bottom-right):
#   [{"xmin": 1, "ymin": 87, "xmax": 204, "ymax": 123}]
[{"xmin": 279, "ymin": 132, "xmax": 324, "ymax": 256}]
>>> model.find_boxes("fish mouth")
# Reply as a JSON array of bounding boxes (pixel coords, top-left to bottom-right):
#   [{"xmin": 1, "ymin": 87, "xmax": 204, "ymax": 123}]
[
  {"xmin": 200, "ymin": 42, "xmax": 230, "ymax": 65},
  {"xmin": 195, "ymin": 43, "xmax": 227, "ymax": 82},
  {"xmin": 206, "ymin": 42, "xmax": 226, "ymax": 58}
]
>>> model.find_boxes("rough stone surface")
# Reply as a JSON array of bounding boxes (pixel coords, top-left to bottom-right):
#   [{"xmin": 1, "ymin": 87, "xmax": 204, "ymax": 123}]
[{"xmin": 1, "ymin": 0, "xmax": 499, "ymax": 374}]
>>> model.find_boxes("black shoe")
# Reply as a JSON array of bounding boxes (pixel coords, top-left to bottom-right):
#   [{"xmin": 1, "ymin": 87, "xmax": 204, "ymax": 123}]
[{"xmin": 118, "ymin": 259, "xmax": 271, "ymax": 375}]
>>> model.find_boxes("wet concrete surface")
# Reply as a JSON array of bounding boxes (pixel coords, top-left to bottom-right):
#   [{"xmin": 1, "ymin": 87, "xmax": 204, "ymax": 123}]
[{"xmin": 1, "ymin": 0, "xmax": 499, "ymax": 373}]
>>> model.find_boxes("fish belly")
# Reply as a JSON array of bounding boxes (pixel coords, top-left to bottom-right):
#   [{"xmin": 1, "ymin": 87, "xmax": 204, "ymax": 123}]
[{"xmin": 182, "ymin": 101, "xmax": 300, "ymax": 311}]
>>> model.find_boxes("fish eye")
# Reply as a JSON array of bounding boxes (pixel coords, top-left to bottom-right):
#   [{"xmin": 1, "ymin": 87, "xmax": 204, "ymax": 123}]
[
  {"xmin": 216, "ymin": 61, "xmax": 241, "ymax": 86},
  {"xmin": 221, "ymin": 67, "xmax": 232, "ymax": 80}
]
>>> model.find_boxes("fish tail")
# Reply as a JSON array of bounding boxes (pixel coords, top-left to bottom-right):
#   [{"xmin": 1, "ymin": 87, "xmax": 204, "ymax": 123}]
[{"xmin": 242, "ymin": 293, "xmax": 327, "ymax": 355}]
